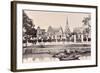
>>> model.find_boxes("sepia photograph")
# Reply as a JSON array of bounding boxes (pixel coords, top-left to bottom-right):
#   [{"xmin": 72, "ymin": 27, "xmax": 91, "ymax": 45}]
[
  {"xmin": 11, "ymin": 1, "xmax": 97, "ymax": 72},
  {"xmin": 22, "ymin": 10, "xmax": 91, "ymax": 63}
]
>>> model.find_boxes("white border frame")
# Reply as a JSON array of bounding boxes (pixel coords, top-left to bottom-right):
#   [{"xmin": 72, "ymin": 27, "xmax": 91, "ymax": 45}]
[{"xmin": 16, "ymin": 2, "xmax": 97, "ymax": 70}]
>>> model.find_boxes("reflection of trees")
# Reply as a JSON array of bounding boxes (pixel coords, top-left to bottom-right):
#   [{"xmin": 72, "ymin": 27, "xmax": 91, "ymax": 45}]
[{"xmin": 23, "ymin": 11, "xmax": 37, "ymax": 47}]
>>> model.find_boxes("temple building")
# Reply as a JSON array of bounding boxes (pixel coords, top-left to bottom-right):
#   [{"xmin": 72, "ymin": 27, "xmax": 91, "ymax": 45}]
[
  {"xmin": 46, "ymin": 17, "xmax": 71, "ymax": 42},
  {"xmin": 36, "ymin": 16, "xmax": 91, "ymax": 43},
  {"xmin": 37, "ymin": 26, "xmax": 46, "ymax": 40},
  {"xmin": 73, "ymin": 24, "xmax": 91, "ymax": 42},
  {"xmin": 47, "ymin": 26, "xmax": 63, "ymax": 41},
  {"xmin": 64, "ymin": 17, "xmax": 71, "ymax": 34}
]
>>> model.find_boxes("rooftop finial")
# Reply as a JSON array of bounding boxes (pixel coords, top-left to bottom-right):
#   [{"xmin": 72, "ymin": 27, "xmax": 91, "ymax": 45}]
[{"xmin": 65, "ymin": 17, "xmax": 71, "ymax": 34}]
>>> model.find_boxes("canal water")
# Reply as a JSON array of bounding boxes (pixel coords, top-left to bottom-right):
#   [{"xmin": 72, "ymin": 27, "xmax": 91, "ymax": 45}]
[
  {"xmin": 23, "ymin": 53, "xmax": 91, "ymax": 63},
  {"xmin": 23, "ymin": 44, "xmax": 91, "ymax": 63}
]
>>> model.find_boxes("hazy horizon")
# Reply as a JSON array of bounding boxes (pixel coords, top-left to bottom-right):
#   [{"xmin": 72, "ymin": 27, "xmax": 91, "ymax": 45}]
[{"xmin": 24, "ymin": 10, "xmax": 90, "ymax": 32}]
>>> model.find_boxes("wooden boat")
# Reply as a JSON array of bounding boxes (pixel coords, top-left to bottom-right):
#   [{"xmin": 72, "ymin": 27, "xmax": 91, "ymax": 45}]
[{"xmin": 59, "ymin": 54, "xmax": 80, "ymax": 61}]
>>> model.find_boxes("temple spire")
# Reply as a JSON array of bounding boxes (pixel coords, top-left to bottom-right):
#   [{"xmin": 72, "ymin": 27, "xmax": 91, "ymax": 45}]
[
  {"xmin": 65, "ymin": 17, "xmax": 71, "ymax": 34},
  {"xmin": 66, "ymin": 17, "xmax": 68, "ymax": 25}
]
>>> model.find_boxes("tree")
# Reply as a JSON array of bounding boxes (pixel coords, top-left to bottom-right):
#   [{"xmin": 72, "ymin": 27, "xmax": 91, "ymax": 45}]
[
  {"xmin": 82, "ymin": 15, "xmax": 91, "ymax": 34},
  {"xmin": 23, "ymin": 11, "xmax": 37, "ymax": 47}
]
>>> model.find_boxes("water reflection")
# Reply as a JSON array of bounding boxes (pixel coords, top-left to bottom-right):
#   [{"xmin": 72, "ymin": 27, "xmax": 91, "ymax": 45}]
[
  {"xmin": 23, "ymin": 53, "xmax": 91, "ymax": 63},
  {"xmin": 23, "ymin": 46, "xmax": 91, "ymax": 63}
]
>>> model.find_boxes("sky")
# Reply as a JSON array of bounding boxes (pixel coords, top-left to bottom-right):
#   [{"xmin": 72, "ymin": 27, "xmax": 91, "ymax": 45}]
[{"xmin": 24, "ymin": 10, "xmax": 90, "ymax": 32}]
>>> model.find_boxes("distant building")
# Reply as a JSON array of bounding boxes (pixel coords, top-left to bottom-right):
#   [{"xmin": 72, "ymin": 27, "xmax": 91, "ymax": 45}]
[
  {"xmin": 36, "ymin": 16, "xmax": 91, "ymax": 43},
  {"xmin": 73, "ymin": 25, "xmax": 91, "ymax": 42},
  {"xmin": 37, "ymin": 26, "xmax": 46, "ymax": 40},
  {"xmin": 63, "ymin": 18, "xmax": 71, "ymax": 41},
  {"xmin": 64, "ymin": 17, "xmax": 71, "ymax": 34},
  {"xmin": 47, "ymin": 26, "xmax": 63, "ymax": 41},
  {"xmin": 46, "ymin": 17, "xmax": 72, "ymax": 42}
]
